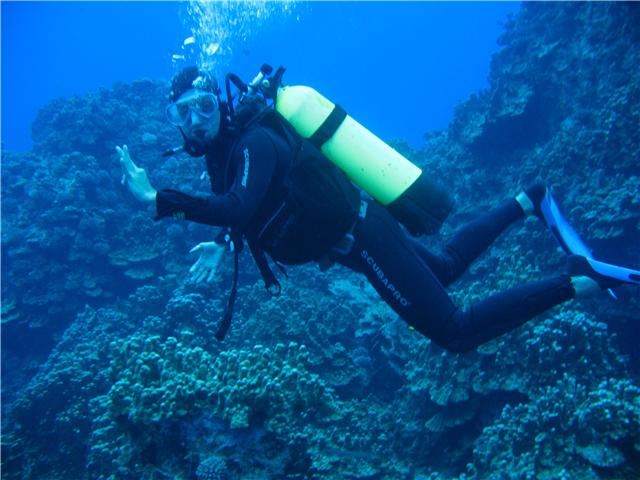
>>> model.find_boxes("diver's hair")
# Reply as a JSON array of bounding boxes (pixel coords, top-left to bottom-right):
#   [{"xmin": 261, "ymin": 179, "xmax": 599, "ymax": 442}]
[{"xmin": 169, "ymin": 66, "xmax": 219, "ymax": 102}]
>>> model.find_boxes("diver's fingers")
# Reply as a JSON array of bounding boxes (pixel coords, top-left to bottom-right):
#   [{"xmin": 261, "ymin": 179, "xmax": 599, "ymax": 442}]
[
  {"xmin": 187, "ymin": 265, "xmax": 202, "ymax": 283},
  {"xmin": 194, "ymin": 266, "xmax": 209, "ymax": 284},
  {"xmin": 188, "ymin": 267, "xmax": 201, "ymax": 284},
  {"xmin": 189, "ymin": 243, "xmax": 204, "ymax": 254},
  {"xmin": 117, "ymin": 144, "xmax": 138, "ymax": 175},
  {"xmin": 206, "ymin": 267, "xmax": 217, "ymax": 283},
  {"xmin": 116, "ymin": 145, "xmax": 127, "ymax": 163},
  {"xmin": 189, "ymin": 258, "xmax": 202, "ymax": 273},
  {"xmin": 117, "ymin": 149, "xmax": 131, "ymax": 176},
  {"xmin": 116, "ymin": 146, "xmax": 129, "ymax": 179}
]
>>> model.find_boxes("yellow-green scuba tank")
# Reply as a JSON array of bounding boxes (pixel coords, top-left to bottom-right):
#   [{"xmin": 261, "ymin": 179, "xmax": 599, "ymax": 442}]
[
  {"xmin": 276, "ymin": 85, "xmax": 420, "ymax": 205},
  {"xmin": 235, "ymin": 64, "xmax": 453, "ymax": 236}
]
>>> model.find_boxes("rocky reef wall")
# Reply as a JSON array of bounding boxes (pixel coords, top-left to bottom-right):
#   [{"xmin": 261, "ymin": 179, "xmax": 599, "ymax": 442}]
[{"xmin": 2, "ymin": 3, "xmax": 639, "ymax": 479}]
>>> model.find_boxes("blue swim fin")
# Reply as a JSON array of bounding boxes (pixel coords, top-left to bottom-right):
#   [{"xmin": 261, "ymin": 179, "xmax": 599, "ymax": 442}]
[
  {"xmin": 568, "ymin": 255, "xmax": 640, "ymax": 288},
  {"xmin": 538, "ymin": 189, "xmax": 640, "ymax": 298},
  {"xmin": 539, "ymin": 189, "xmax": 592, "ymax": 257}
]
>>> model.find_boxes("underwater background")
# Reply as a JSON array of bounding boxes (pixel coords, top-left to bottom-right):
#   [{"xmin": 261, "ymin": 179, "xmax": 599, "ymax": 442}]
[{"xmin": 1, "ymin": 1, "xmax": 639, "ymax": 479}]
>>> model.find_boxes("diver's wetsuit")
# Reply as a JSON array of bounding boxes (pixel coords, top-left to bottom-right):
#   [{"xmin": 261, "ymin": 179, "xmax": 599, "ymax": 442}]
[
  {"xmin": 156, "ymin": 126, "xmax": 576, "ymax": 353},
  {"xmin": 156, "ymin": 126, "xmax": 291, "ymax": 233},
  {"xmin": 335, "ymin": 200, "xmax": 575, "ymax": 353}
]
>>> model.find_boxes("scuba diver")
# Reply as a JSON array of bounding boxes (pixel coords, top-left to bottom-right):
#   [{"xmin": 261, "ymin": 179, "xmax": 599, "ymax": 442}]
[{"xmin": 117, "ymin": 65, "xmax": 639, "ymax": 353}]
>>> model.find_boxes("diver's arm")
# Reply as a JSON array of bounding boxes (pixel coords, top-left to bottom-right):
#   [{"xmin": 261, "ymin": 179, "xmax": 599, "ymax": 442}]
[{"xmin": 155, "ymin": 129, "xmax": 276, "ymax": 227}]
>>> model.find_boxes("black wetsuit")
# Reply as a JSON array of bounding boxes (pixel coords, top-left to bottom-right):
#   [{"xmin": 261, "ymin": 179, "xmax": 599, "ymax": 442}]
[
  {"xmin": 156, "ymin": 126, "xmax": 576, "ymax": 353},
  {"xmin": 156, "ymin": 126, "xmax": 291, "ymax": 236}
]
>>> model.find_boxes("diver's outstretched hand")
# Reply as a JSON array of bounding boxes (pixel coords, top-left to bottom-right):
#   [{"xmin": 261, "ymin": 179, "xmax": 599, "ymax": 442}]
[
  {"xmin": 188, "ymin": 242, "xmax": 226, "ymax": 284},
  {"xmin": 116, "ymin": 145, "xmax": 157, "ymax": 203}
]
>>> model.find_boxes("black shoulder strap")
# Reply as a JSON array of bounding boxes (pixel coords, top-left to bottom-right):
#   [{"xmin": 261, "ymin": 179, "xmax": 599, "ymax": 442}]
[{"xmin": 252, "ymin": 109, "xmax": 299, "ymax": 148}]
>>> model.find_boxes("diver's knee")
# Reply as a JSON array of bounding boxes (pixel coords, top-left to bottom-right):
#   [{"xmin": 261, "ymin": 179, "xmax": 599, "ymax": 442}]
[{"xmin": 425, "ymin": 317, "xmax": 477, "ymax": 354}]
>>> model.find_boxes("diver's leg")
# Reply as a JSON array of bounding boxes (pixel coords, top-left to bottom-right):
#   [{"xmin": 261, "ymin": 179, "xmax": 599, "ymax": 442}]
[
  {"xmin": 413, "ymin": 184, "xmax": 557, "ymax": 286},
  {"xmin": 446, "ymin": 256, "xmax": 640, "ymax": 351},
  {"xmin": 337, "ymin": 202, "xmax": 576, "ymax": 353},
  {"xmin": 439, "ymin": 278, "xmax": 574, "ymax": 352},
  {"xmin": 411, "ymin": 198, "xmax": 525, "ymax": 286}
]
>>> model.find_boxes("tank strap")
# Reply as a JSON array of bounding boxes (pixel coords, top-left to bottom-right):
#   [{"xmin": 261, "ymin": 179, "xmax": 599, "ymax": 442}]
[{"xmin": 309, "ymin": 104, "xmax": 347, "ymax": 149}]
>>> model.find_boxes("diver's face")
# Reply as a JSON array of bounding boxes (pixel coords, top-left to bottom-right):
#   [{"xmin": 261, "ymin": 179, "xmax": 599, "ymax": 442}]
[
  {"xmin": 167, "ymin": 89, "xmax": 221, "ymax": 144},
  {"xmin": 182, "ymin": 105, "xmax": 221, "ymax": 146}
]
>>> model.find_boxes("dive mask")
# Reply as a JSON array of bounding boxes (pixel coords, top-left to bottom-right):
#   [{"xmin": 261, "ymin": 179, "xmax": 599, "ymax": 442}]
[{"xmin": 166, "ymin": 89, "xmax": 219, "ymax": 127}]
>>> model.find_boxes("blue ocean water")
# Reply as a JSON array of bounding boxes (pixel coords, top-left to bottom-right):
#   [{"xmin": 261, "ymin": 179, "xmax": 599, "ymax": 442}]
[
  {"xmin": 2, "ymin": 1, "xmax": 517, "ymax": 151},
  {"xmin": 2, "ymin": 2, "xmax": 640, "ymax": 479}
]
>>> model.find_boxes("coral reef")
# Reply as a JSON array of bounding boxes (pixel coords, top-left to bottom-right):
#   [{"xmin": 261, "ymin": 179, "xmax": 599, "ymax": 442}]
[
  {"xmin": 0, "ymin": 83, "xmax": 222, "ymax": 365},
  {"xmin": 195, "ymin": 456, "xmax": 230, "ymax": 480},
  {"xmin": 474, "ymin": 375, "xmax": 640, "ymax": 479},
  {"xmin": 2, "ymin": 3, "xmax": 640, "ymax": 480},
  {"xmin": 87, "ymin": 334, "xmax": 334, "ymax": 478}
]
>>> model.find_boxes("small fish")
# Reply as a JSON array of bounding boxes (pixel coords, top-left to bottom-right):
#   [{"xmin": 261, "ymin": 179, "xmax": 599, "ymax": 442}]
[
  {"xmin": 183, "ymin": 36, "xmax": 196, "ymax": 46},
  {"xmin": 172, "ymin": 54, "xmax": 185, "ymax": 61}
]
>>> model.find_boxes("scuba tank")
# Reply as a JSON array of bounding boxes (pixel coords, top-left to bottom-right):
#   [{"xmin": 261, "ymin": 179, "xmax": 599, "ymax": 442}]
[
  {"xmin": 221, "ymin": 64, "xmax": 453, "ymax": 236},
  {"xmin": 276, "ymin": 85, "xmax": 421, "ymax": 205},
  {"xmin": 274, "ymin": 83, "xmax": 453, "ymax": 235}
]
